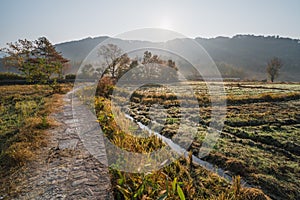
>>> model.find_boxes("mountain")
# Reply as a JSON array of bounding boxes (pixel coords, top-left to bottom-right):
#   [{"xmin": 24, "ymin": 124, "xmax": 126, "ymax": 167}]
[
  {"xmin": 54, "ymin": 35, "xmax": 300, "ymax": 81},
  {"xmin": 195, "ymin": 35, "xmax": 300, "ymax": 81},
  {"xmin": 54, "ymin": 36, "xmax": 109, "ymax": 63},
  {"xmin": 1, "ymin": 35, "xmax": 300, "ymax": 81}
]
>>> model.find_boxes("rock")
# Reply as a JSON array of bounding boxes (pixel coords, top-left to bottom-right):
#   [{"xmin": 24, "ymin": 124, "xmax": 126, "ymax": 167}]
[
  {"xmin": 58, "ymin": 139, "xmax": 78, "ymax": 150},
  {"xmin": 71, "ymin": 178, "xmax": 88, "ymax": 187},
  {"xmin": 69, "ymin": 189, "xmax": 82, "ymax": 195},
  {"xmin": 85, "ymin": 181, "xmax": 98, "ymax": 186},
  {"xmin": 85, "ymin": 188, "xmax": 94, "ymax": 196},
  {"xmin": 89, "ymin": 175, "xmax": 99, "ymax": 181},
  {"xmin": 72, "ymin": 171, "xmax": 87, "ymax": 179}
]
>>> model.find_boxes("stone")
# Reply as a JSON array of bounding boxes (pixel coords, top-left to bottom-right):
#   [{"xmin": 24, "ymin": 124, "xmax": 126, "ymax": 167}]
[
  {"xmin": 7, "ymin": 90, "xmax": 113, "ymax": 200},
  {"xmin": 58, "ymin": 139, "xmax": 78, "ymax": 150},
  {"xmin": 72, "ymin": 171, "xmax": 87, "ymax": 179},
  {"xmin": 71, "ymin": 178, "xmax": 89, "ymax": 187},
  {"xmin": 85, "ymin": 188, "xmax": 94, "ymax": 196},
  {"xmin": 85, "ymin": 181, "xmax": 98, "ymax": 186}
]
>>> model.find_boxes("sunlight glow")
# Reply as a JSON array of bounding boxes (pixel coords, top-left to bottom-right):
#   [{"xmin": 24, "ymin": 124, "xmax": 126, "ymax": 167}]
[{"xmin": 159, "ymin": 17, "xmax": 173, "ymax": 30}]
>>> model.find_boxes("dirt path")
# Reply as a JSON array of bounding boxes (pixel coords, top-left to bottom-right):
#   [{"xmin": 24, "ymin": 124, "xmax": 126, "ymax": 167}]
[{"xmin": 6, "ymin": 91, "xmax": 113, "ymax": 200}]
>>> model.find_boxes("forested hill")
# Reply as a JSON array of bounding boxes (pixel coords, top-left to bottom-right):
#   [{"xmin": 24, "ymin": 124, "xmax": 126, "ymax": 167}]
[
  {"xmin": 1, "ymin": 35, "xmax": 300, "ymax": 81},
  {"xmin": 195, "ymin": 35, "xmax": 300, "ymax": 81}
]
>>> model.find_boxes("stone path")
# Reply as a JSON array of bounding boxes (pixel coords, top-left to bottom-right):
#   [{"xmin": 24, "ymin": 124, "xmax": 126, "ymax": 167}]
[{"xmin": 10, "ymin": 91, "xmax": 113, "ymax": 200}]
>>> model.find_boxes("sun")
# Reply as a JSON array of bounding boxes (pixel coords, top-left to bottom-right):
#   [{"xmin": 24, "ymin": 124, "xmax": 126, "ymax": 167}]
[{"xmin": 159, "ymin": 17, "xmax": 172, "ymax": 30}]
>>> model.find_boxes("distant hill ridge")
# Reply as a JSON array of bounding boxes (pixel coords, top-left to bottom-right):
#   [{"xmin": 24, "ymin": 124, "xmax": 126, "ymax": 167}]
[{"xmin": 1, "ymin": 35, "xmax": 300, "ymax": 81}]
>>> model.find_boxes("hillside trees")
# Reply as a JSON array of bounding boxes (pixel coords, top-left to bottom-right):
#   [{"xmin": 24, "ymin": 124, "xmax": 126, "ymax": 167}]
[
  {"xmin": 216, "ymin": 62, "xmax": 246, "ymax": 79},
  {"xmin": 0, "ymin": 37, "xmax": 69, "ymax": 84}
]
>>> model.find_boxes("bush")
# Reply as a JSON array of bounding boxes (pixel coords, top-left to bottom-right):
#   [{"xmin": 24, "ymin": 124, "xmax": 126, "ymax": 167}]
[
  {"xmin": 96, "ymin": 76, "xmax": 116, "ymax": 98},
  {"xmin": 65, "ymin": 74, "xmax": 76, "ymax": 80},
  {"xmin": 0, "ymin": 72, "xmax": 25, "ymax": 80}
]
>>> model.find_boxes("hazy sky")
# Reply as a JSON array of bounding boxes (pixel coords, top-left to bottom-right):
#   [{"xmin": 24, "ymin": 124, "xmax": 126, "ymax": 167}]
[{"xmin": 1, "ymin": 0, "xmax": 299, "ymax": 46}]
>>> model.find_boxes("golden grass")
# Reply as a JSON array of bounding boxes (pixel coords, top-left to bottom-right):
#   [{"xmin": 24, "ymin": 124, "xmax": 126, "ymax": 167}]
[
  {"xmin": 0, "ymin": 83, "xmax": 72, "ymax": 195},
  {"xmin": 96, "ymin": 97, "xmax": 164, "ymax": 153},
  {"xmin": 94, "ymin": 94, "xmax": 271, "ymax": 199}
]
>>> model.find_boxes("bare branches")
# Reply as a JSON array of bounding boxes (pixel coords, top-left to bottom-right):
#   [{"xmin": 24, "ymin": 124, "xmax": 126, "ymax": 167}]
[
  {"xmin": 97, "ymin": 44, "xmax": 123, "ymax": 78},
  {"xmin": 267, "ymin": 57, "xmax": 282, "ymax": 82}
]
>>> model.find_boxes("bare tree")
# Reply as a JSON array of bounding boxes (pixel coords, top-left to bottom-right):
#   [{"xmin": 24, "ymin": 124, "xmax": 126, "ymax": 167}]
[
  {"xmin": 97, "ymin": 44, "xmax": 122, "ymax": 78},
  {"xmin": 267, "ymin": 57, "xmax": 282, "ymax": 82}
]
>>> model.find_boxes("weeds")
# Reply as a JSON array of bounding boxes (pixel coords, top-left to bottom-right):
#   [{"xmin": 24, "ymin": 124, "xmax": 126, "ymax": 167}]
[
  {"xmin": 94, "ymin": 82, "xmax": 271, "ymax": 199},
  {"xmin": 104, "ymin": 82, "xmax": 299, "ymax": 199},
  {"xmin": 0, "ymin": 84, "xmax": 71, "ymax": 170}
]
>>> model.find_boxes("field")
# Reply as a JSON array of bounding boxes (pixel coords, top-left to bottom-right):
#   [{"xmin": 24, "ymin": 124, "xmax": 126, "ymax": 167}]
[
  {"xmin": 1, "ymin": 82, "xmax": 298, "ymax": 199},
  {"xmin": 94, "ymin": 87, "xmax": 269, "ymax": 200},
  {"xmin": 107, "ymin": 81, "xmax": 300, "ymax": 200},
  {"xmin": 0, "ymin": 84, "xmax": 71, "ymax": 194}
]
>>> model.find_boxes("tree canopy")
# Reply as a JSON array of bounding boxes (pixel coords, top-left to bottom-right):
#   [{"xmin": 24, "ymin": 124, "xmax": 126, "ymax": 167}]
[
  {"xmin": 0, "ymin": 37, "xmax": 69, "ymax": 83},
  {"xmin": 97, "ymin": 44, "xmax": 178, "ymax": 83}
]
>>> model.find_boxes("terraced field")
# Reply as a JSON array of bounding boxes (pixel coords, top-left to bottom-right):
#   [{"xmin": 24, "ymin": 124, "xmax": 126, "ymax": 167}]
[{"xmin": 111, "ymin": 82, "xmax": 300, "ymax": 200}]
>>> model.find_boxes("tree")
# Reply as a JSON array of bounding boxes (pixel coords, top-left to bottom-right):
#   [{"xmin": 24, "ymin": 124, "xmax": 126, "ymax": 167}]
[
  {"xmin": 79, "ymin": 64, "xmax": 95, "ymax": 78},
  {"xmin": 97, "ymin": 44, "xmax": 122, "ymax": 78},
  {"xmin": 140, "ymin": 51, "xmax": 178, "ymax": 82},
  {"xmin": 1, "ymin": 39, "xmax": 35, "ymax": 79},
  {"xmin": 33, "ymin": 37, "xmax": 69, "ymax": 81},
  {"xmin": 115, "ymin": 54, "xmax": 132, "ymax": 79},
  {"xmin": 165, "ymin": 59, "xmax": 178, "ymax": 81},
  {"xmin": 267, "ymin": 57, "xmax": 282, "ymax": 82},
  {"xmin": 0, "ymin": 37, "xmax": 69, "ymax": 84},
  {"xmin": 97, "ymin": 45, "xmax": 178, "ymax": 83}
]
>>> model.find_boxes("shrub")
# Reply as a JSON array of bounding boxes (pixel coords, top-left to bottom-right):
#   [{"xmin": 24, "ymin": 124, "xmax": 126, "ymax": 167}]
[
  {"xmin": 96, "ymin": 76, "xmax": 116, "ymax": 98},
  {"xmin": 65, "ymin": 74, "xmax": 76, "ymax": 80},
  {"xmin": 0, "ymin": 72, "xmax": 25, "ymax": 80}
]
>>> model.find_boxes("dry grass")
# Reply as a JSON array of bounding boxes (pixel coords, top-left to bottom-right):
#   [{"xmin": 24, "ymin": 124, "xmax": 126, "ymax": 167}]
[
  {"xmin": 95, "ymin": 97, "xmax": 164, "ymax": 153},
  {"xmin": 0, "ymin": 83, "xmax": 72, "ymax": 195},
  {"xmin": 107, "ymin": 82, "xmax": 300, "ymax": 199},
  {"xmin": 93, "ymin": 90, "xmax": 271, "ymax": 199}
]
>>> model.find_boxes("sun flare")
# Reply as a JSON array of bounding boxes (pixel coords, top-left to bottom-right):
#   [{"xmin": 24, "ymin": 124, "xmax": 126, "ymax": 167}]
[{"xmin": 159, "ymin": 17, "xmax": 172, "ymax": 29}]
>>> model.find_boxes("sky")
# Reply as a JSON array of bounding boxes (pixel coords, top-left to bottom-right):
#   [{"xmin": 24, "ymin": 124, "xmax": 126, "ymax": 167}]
[{"xmin": 0, "ymin": 0, "xmax": 300, "ymax": 46}]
